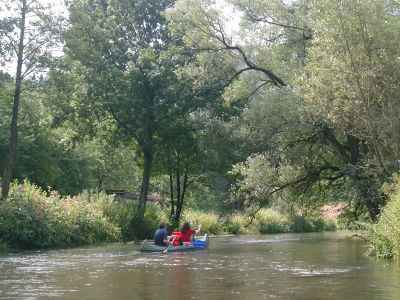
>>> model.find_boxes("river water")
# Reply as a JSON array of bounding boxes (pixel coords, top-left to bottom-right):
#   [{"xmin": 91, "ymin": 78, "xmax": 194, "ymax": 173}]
[{"xmin": 0, "ymin": 232, "xmax": 399, "ymax": 299}]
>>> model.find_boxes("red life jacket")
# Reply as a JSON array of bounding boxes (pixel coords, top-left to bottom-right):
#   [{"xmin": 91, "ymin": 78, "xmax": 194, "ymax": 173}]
[{"xmin": 171, "ymin": 231, "xmax": 183, "ymax": 246}]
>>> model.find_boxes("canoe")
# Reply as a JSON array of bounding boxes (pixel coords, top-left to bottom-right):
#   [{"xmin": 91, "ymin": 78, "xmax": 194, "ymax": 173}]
[{"xmin": 140, "ymin": 234, "xmax": 208, "ymax": 252}]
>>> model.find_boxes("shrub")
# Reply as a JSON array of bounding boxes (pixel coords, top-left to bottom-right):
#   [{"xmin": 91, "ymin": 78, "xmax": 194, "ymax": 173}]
[
  {"xmin": 0, "ymin": 240, "xmax": 8, "ymax": 252},
  {"xmin": 182, "ymin": 210, "xmax": 223, "ymax": 235},
  {"xmin": 367, "ymin": 176, "xmax": 400, "ymax": 258},
  {"xmin": 0, "ymin": 181, "xmax": 120, "ymax": 249},
  {"xmin": 96, "ymin": 196, "xmax": 136, "ymax": 241},
  {"xmin": 143, "ymin": 204, "xmax": 169, "ymax": 239},
  {"xmin": 59, "ymin": 195, "xmax": 121, "ymax": 246},
  {"xmin": 290, "ymin": 214, "xmax": 337, "ymax": 232},
  {"xmin": 323, "ymin": 219, "xmax": 337, "ymax": 231},
  {"xmin": 0, "ymin": 181, "xmax": 58, "ymax": 248},
  {"xmin": 254, "ymin": 209, "xmax": 290, "ymax": 234},
  {"xmin": 224, "ymin": 213, "xmax": 250, "ymax": 234}
]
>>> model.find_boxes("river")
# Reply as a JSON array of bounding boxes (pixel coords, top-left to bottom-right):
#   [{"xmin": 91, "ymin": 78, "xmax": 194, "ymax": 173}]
[{"xmin": 1, "ymin": 231, "xmax": 399, "ymax": 299}]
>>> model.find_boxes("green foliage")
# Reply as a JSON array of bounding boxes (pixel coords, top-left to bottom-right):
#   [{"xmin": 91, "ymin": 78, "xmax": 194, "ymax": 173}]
[
  {"xmin": 0, "ymin": 77, "xmax": 13, "ymax": 172},
  {"xmin": 0, "ymin": 241, "xmax": 8, "ymax": 253},
  {"xmin": 224, "ymin": 213, "xmax": 250, "ymax": 235},
  {"xmin": 143, "ymin": 204, "xmax": 169, "ymax": 239},
  {"xmin": 254, "ymin": 209, "xmax": 290, "ymax": 234},
  {"xmin": 2, "ymin": 0, "xmax": 397, "ymax": 241},
  {"xmin": 290, "ymin": 215, "xmax": 321, "ymax": 233},
  {"xmin": 295, "ymin": 0, "xmax": 400, "ymax": 220},
  {"xmin": 253, "ymin": 208, "xmax": 336, "ymax": 234},
  {"xmin": 94, "ymin": 197, "xmax": 167, "ymax": 241},
  {"xmin": 98, "ymin": 198, "xmax": 136, "ymax": 241},
  {"xmin": 182, "ymin": 210, "xmax": 223, "ymax": 235},
  {"xmin": 336, "ymin": 206, "xmax": 370, "ymax": 231},
  {"xmin": 367, "ymin": 175, "xmax": 400, "ymax": 258},
  {"xmin": 0, "ymin": 181, "xmax": 120, "ymax": 249}
]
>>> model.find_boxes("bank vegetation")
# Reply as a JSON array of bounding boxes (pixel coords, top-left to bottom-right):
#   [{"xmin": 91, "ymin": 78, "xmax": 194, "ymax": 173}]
[{"xmin": 1, "ymin": 0, "xmax": 399, "ymax": 256}]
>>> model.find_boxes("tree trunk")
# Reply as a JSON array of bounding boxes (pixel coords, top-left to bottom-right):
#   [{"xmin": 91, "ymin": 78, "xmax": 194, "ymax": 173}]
[
  {"xmin": 134, "ymin": 84, "xmax": 155, "ymax": 232},
  {"xmin": 321, "ymin": 125, "xmax": 383, "ymax": 221},
  {"xmin": 173, "ymin": 166, "xmax": 181, "ymax": 228},
  {"xmin": 137, "ymin": 147, "xmax": 153, "ymax": 220},
  {"xmin": 1, "ymin": 0, "xmax": 27, "ymax": 200},
  {"xmin": 169, "ymin": 171, "xmax": 175, "ymax": 216},
  {"xmin": 174, "ymin": 171, "xmax": 189, "ymax": 228}
]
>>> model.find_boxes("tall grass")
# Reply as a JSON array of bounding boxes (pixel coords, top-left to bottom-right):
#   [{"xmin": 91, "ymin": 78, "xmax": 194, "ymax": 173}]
[
  {"xmin": 182, "ymin": 210, "xmax": 222, "ymax": 235},
  {"xmin": 182, "ymin": 208, "xmax": 336, "ymax": 236},
  {"xmin": 0, "ymin": 181, "xmax": 340, "ymax": 250},
  {"xmin": 0, "ymin": 181, "xmax": 120, "ymax": 249},
  {"xmin": 254, "ymin": 209, "xmax": 290, "ymax": 234},
  {"xmin": 368, "ymin": 177, "xmax": 400, "ymax": 258},
  {"xmin": 224, "ymin": 213, "xmax": 251, "ymax": 234}
]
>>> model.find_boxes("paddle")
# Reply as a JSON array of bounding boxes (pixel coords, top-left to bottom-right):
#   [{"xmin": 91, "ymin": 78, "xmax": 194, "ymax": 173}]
[{"xmin": 163, "ymin": 235, "xmax": 176, "ymax": 253}]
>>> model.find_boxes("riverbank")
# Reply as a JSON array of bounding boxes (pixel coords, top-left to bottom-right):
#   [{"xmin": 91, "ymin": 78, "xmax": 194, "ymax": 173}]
[{"xmin": 0, "ymin": 182, "xmax": 337, "ymax": 251}]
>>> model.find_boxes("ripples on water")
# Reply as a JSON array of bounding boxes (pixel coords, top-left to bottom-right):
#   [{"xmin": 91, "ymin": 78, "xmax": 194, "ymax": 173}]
[{"xmin": 1, "ymin": 233, "xmax": 400, "ymax": 299}]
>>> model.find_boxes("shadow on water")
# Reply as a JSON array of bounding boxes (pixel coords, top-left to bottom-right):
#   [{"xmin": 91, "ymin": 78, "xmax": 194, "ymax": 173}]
[{"xmin": 1, "ymin": 232, "xmax": 400, "ymax": 299}]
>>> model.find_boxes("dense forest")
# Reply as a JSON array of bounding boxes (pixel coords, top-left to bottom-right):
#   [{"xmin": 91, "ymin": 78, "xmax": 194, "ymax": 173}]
[{"xmin": 1, "ymin": 0, "xmax": 399, "ymax": 257}]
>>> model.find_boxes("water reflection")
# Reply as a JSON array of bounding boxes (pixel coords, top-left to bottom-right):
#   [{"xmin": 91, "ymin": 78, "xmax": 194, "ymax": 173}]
[{"xmin": 0, "ymin": 232, "xmax": 400, "ymax": 299}]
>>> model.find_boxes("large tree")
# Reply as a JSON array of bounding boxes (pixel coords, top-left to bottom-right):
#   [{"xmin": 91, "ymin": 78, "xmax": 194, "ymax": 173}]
[
  {"xmin": 0, "ymin": 0, "xmax": 62, "ymax": 199},
  {"xmin": 168, "ymin": 0, "xmax": 400, "ymax": 222},
  {"xmin": 64, "ymin": 0, "xmax": 179, "ymax": 224},
  {"xmin": 64, "ymin": 0, "xmax": 230, "ymax": 230},
  {"xmin": 296, "ymin": 0, "xmax": 400, "ymax": 220}
]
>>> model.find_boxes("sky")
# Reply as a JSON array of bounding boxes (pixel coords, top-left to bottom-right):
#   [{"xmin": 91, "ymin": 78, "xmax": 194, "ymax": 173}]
[
  {"xmin": 0, "ymin": 0, "xmax": 240, "ymax": 76},
  {"xmin": 0, "ymin": 0, "xmax": 67, "ymax": 75}
]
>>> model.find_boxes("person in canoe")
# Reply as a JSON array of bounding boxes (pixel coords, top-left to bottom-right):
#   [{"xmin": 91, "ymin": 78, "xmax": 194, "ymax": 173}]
[
  {"xmin": 181, "ymin": 222, "xmax": 202, "ymax": 244},
  {"xmin": 154, "ymin": 222, "xmax": 171, "ymax": 246},
  {"xmin": 170, "ymin": 229, "xmax": 184, "ymax": 246}
]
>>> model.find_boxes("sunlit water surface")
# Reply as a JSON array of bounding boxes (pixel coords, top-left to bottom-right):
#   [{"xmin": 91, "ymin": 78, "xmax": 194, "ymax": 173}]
[{"xmin": 1, "ymin": 232, "xmax": 400, "ymax": 299}]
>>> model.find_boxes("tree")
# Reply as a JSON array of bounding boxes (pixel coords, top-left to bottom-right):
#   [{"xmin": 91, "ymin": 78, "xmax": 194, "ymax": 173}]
[
  {"xmin": 167, "ymin": 0, "xmax": 288, "ymax": 92},
  {"xmin": 296, "ymin": 0, "xmax": 400, "ymax": 220},
  {"xmin": 62, "ymin": 0, "xmax": 236, "ymax": 232},
  {"xmin": 169, "ymin": 0, "xmax": 400, "ymax": 222},
  {"xmin": 64, "ymin": 0, "xmax": 180, "ymax": 224},
  {"xmin": 0, "ymin": 72, "xmax": 14, "ymax": 174},
  {"xmin": 167, "ymin": 0, "xmax": 319, "ymax": 216},
  {"xmin": 45, "ymin": 58, "xmax": 144, "ymax": 194},
  {"xmin": 0, "ymin": 0, "xmax": 62, "ymax": 199}
]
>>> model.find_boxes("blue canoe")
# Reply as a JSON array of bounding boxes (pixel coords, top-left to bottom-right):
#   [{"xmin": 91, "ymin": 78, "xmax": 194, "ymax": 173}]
[{"xmin": 140, "ymin": 234, "xmax": 208, "ymax": 252}]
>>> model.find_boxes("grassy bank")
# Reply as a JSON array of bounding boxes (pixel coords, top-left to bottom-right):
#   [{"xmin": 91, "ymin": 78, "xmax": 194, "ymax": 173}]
[
  {"xmin": 0, "ymin": 182, "xmax": 337, "ymax": 250},
  {"xmin": 0, "ymin": 182, "xmax": 121, "ymax": 249},
  {"xmin": 184, "ymin": 208, "xmax": 336, "ymax": 236},
  {"xmin": 367, "ymin": 176, "xmax": 400, "ymax": 259}
]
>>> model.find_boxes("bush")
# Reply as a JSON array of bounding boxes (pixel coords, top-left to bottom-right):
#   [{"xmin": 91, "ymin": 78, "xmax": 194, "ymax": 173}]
[
  {"xmin": 290, "ymin": 214, "xmax": 337, "ymax": 232},
  {"xmin": 323, "ymin": 219, "xmax": 337, "ymax": 231},
  {"xmin": 0, "ymin": 241, "xmax": 8, "ymax": 253},
  {"xmin": 182, "ymin": 210, "xmax": 223, "ymax": 235},
  {"xmin": 252, "ymin": 209, "xmax": 336, "ymax": 234},
  {"xmin": 143, "ymin": 204, "xmax": 169, "ymax": 239},
  {"xmin": 254, "ymin": 209, "xmax": 290, "ymax": 234},
  {"xmin": 224, "ymin": 213, "xmax": 250, "ymax": 234},
  {"xmin": 97, "ymin": 196, "xmax": 136, "ymax": 241},
  {"xmin": 101, "ymin": 200, "xmax": 168, "ymax": 241},
  {"xmin": 367, "ymin": 176, "xmax": 400, "ymax": 258},
  {"xmin": 336, "ymin": 206, "xmax": 370, "ymax": 230},
  {"xmin": 58, "ymin": 194, "xmax": 121, "ymax": 246},
  {"xmin": 0, "ymin": 181, "xmax": 120, "ymax": 249}
]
